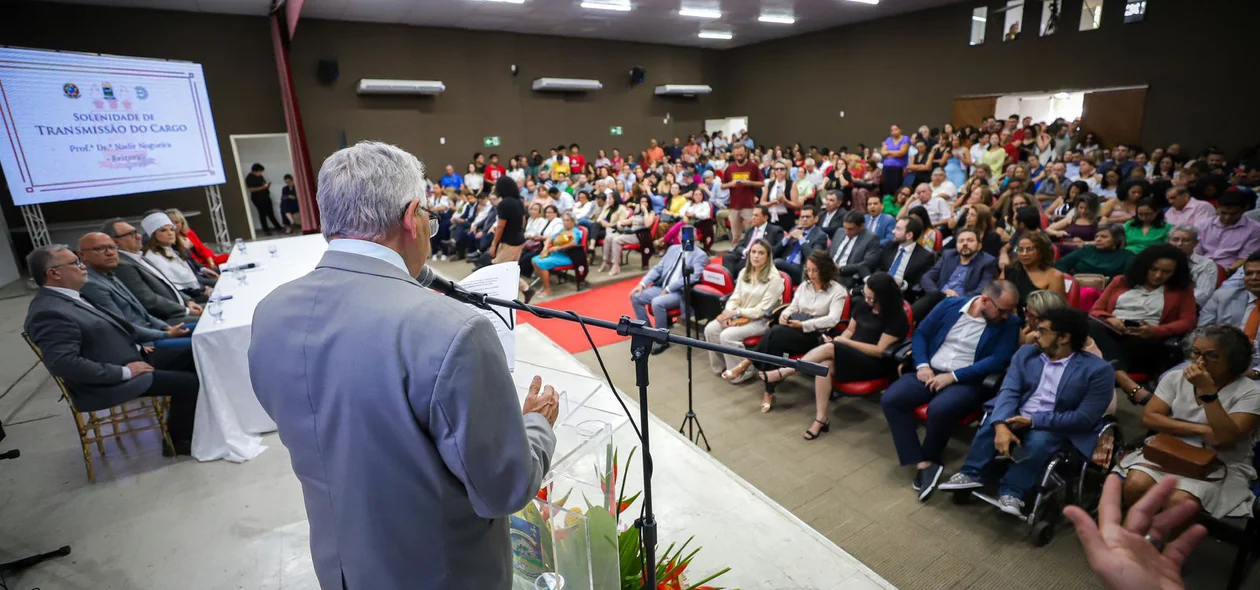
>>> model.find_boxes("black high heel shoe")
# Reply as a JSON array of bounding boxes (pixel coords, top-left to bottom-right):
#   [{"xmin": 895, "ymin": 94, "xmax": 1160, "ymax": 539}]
[{"xmin": 803, "ymin": 419, "xmax": 830, "ymax": 441}]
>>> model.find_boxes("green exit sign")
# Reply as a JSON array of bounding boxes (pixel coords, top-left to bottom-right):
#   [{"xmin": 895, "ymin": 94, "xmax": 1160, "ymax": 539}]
[
  {"xmin": 609, "ymin": 126, "xmax": 623, "ymax": 136},
  {"xmin": 483, "ymin": 136, "xmax": 501, "ymax": 147}
]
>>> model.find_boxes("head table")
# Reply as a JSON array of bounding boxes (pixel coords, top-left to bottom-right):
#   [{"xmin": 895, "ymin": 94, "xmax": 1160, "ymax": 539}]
[{"xmin": 191, "ymin": 234, "xmax": 329, "ymax": 462}]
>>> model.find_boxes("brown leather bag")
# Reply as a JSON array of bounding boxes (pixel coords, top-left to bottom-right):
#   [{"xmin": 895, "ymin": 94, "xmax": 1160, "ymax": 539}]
[{"xmin": 1142, "ymin": 433, "xmax": 1225, "ymax": 481}]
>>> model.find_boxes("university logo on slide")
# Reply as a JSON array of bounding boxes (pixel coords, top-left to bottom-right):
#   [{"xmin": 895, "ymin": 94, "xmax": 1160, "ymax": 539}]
[{"xmin": 63, "ymin": 83, "xmax": 81, "ymax": 99}]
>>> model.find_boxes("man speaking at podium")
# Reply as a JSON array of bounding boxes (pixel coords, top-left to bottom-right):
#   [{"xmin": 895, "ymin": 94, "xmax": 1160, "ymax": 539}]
[{"xmin": 248, "ymin": 141, "xmax": 558, "ymax": 589}]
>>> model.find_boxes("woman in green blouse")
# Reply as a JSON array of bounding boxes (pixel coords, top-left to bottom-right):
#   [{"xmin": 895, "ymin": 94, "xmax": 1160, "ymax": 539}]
[
  {"xmin": 1054, "ymin": 224, "xmax": 1134, "ymax": 279},
  {"xmin": 1123, "ymin": 198, "xmax": 1170, "ymax": 254},
  {"xmin": 882, "ymin": 185, "xmax": 912, "ymax": 218}
]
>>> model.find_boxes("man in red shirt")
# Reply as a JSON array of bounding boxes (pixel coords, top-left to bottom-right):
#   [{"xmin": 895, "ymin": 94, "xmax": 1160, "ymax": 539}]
[
  {"xmin": 720, "ymin": 143, "xmax": 764, "ymax": 240},
  {"xmin": 1001, "ymin": 130, "xmax": 1020, "ymax": 168},
  {"xmin": 567, "ymin": 144, "xmax": 586, "ymax": 177},
  {"xmin": 483, "ymin": 153, "xmax": 506, "ymax": 185}
]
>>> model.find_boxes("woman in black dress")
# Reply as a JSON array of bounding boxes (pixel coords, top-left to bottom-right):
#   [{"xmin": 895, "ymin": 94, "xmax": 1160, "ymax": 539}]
[{"xmin": 762, "ymin": 272, "xmax": 910, "ymax": 440}]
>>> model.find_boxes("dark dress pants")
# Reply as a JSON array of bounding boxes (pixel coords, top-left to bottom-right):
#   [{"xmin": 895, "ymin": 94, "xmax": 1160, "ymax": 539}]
[
  {"xmin": 141, "ymin": 347, "xmax": 200, "ymax": 444},
  {"xmin": 251, "ymin": 194, "xmax": 283, "ymax": 233},
  {"xmin": 880, "ymin": 372, "xmax": 987, "ymax": 466}
]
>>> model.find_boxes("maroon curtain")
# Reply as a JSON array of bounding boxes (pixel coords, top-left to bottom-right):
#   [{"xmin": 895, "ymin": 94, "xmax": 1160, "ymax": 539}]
[{"xmin": 270, "ymin": 12, "xmax": 319, "ymax": 233}]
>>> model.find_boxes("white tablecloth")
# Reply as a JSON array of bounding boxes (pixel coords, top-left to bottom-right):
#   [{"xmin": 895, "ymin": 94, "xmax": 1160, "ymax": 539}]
[{"xmin": 191, "ymin": 234, "xmax": 328, "ymax": 462}]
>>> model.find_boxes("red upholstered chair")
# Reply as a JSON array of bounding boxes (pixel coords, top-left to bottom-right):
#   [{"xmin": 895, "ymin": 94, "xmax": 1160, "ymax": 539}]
[
  {"xmin": 1065, "ymin": 275, "xmax": 1081, "ymax": 310},
  {"xmin": 620, "ymin": 217, "xmax": 660, "ymax": 269},
  {"xmin": 742, "ymin": 271, "xmax": 793, "ymax": 348},
  {"xmin": 912, "ymin": 403, "xmax": 985, "ymax": 427},
  {"xmin": 549, "ymin": 227, "xmax": 590, "ymax": 291},
  {"xmin": 689, "ymin": 263, "xmax": 737, "ymax": 322},
  {"xmin": 1052, "ymin": 243, "xmax": 1062, "ymax": 262},
  {"xmin": 832, "ymin": 301, "xmax": 915, "ymax": 397}
]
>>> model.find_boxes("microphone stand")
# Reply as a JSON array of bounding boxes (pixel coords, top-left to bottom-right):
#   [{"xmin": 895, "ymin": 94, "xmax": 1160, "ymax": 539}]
[
  {"xmin": 443, "ymin": 285, "xmax": 828, "ymax": 590},
  {"xmin": 676, "ymin": 234, "xmax": 708, "ymax": 451}
]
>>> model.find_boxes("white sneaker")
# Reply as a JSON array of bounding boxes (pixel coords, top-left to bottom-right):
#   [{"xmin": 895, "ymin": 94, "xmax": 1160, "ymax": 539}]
[{"xmin": 997, "ymin": 495, "xmax": 1025, "ymax": 517}]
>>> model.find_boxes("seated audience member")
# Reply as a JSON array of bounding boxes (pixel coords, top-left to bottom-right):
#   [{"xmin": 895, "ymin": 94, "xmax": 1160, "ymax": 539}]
[
  {"xmin": 938, "ymin": 308, "xmax": 1113, "ymax": 515},
  {"xmin": 140, "ymin": 212, "xmax": 212, "ymax": 301},
  {"xmin": 1055, "ymin": 224, "xmax": 1134, "ymax": 280},
  {"xmin": 818, "ymin": 191, "xmax": 848, "ymax": 236},
  {"xmin": 730, "ymin": 252, "xmax": 847, "ymax": 408},
  {"xmin": 1123, "ymin": 198, "xmax": 1170, "ymax": 255},
  {"xmin": 659, "ymin": 187, "xmax": 713, "ymax": 247},
  {"xmin": 428, "ymin": 189, "xmax": 455, "ymax": 261},
  {"xmin": 452, "ymin": 192, "xmax": 493, "ymax": 259},
  {"xmin": 830, "ymin": 211, "xmax": 883, "ymax": 287},
  {"xmin": 1003, "ymin": 231, "xmax": 1066, "ymax": 306},
  {"xmin": 877, "ymin": 217, "xmax": 934, "ymax": 293},
  {"xmin": 1046, "ymin": 193, "xmax": 1102, "ymax": 252},
  {"xmin": 591, "ymin": 192, "xmax": 629, "ymax": 248},
  {"xmin": 880, "ymin": 280, "xmax": 1022, "ymax": 501},
  {"xmin": 571, "ymin": 189, "xmax": 599, "ymax": 236},
  {"xmin": 103, "ymin": 219, "xmax": 200, "ymax": 323},
  {"xmin": 1089, "ymin": 244, "xmax": 1198, "ymax": 405},
  {"xmin": 601, "ymin": 195, "xmax": 656, "ymax": 275},
  {"xmin": 907, "ymin": 206, "xmax": 941, "ymax": 252},
  {"xmin": 722, "ymin": 206, "xmax": 786, "ymax": 279},
  {"xmin": 166, "ymin": 208, "xmax": 227, "ymax": 269},
  {"xmin": 529, "ymin": 212, "xmax": 584, "ymax": 299},
  {"xmin": 78, "ymin": 233, "xmax": 192, "ymax": 348},
  {"xmin": 1035, "ymin": 162, "xmax": 1070, "ymax": 205},
  {"xmin": 928, "ymin": 168, "xmax": 958, "ymax": 201},
  {"xmin": 864, "ymin": 195, "xmax": 897, "ymax": 245},
  {"xmin": 1196, "ymin": 190, "xmax": 1260, "ymax": 274},
  {"xmin": 1095, "ymin": 169, "xmax": 1123, "ymax": 201},
  {"xmin": 774, "ymin": 205, "xmax": 830, "ymax": 285},
  {"xmin": 914, "ymin": 229, "xmax": 999, "ymax": 320},
  {"xmin": 629, "ymin": 243, "xmax": 708, "ymax": 332},
  {"xmin": 898, "ymin": 183, "xmax": 951, "ymax": 230},
  {"xmin": 1169, "ymin": 225, "xmax": 1220, "ymax": 307},
  {"xmin": 947, "ymin": 203, "xmax": 1002, "ymax": 257},
  {"xmin": 883, "ymin": 185, "xmax": 913, "ymax": 220},
  {"xmin": 1163, "ymin": 186, "xmax": 1216, "ymax": 229},
  {"xmin": 1102, "ymin": 179, "xmax": 1149, "ymax": 224},
  {"xmin": 1114, "ymin": 325, "xmax": 1260, "ymax": 520},
  {"xmin": 774, "ymin": 272, "xmax": 909, "ymax": 439},
  {"xmin": 520, "ymin": 204, "xmax": 562, "ymax": 279},
  {"xmin": 23, "ymin": 245, "xmax": 200, "ymax": 455},
  {"xmin": 1046, "ymin": 180, "xmax": 1091, "ymax": 222},
  {"xmin": 1198, "ymin": 252, "xmax": 1260, "ymax": 379},
  {"xmin": 708, "ymin": 240, "xmax": 785, "ymax": 381}
]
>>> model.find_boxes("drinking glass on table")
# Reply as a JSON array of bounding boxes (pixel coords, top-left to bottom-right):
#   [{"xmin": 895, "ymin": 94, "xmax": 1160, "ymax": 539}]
[
  {"xmin": 268, "ymin": 244, "xmax": 278, "ymax": 258},
  {"xmin": 235, "ymin": 268, "xmax": 248, "ymax": 285},
  {"xmin": 234, "ymin": 238, "xmax": 246, "ymax": 253},
  {"xmin": 207, "ymin": 301, "xmax": 224, "ymax": 324}
]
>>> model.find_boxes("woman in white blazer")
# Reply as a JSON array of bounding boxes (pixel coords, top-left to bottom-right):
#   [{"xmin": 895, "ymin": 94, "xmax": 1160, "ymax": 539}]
[{"xmin": 705, "ymin": 239, "xmax": 785, "ymax": 383}]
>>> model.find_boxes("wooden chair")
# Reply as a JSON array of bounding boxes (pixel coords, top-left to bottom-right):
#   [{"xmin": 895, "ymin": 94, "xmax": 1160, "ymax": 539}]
[{"xmin": 21, "ymin": 332, "xmax": 174, "ymax": 482}]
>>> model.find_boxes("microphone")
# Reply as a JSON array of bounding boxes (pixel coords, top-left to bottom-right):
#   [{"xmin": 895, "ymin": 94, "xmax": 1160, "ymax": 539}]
[{"xmin": 416, "ymin": 266, "xmax": 482, "ymax": 307}]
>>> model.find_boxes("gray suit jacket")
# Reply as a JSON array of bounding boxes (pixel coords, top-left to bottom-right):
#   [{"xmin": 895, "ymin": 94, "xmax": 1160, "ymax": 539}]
[
  {"xmin": 113, "ymin": 253, "xmax": 191, "ymax": 322},
  {"xmin": 24, "ymin": 288, "xmax": 150, "ymax": 412},
  {"xmin": 641, "ymin": 244, "xmax": 708, "ymax": 292},
  {"xmin": 248, "ymin": 250, "xmax": 556, "ymax": 590},
  {"xmin": 81, "ymin": 267, "xmax": 171, "ymax": 343},
  {"xmin": 829, "ymin": 229, "xmax": 882, "ymax": 279}
]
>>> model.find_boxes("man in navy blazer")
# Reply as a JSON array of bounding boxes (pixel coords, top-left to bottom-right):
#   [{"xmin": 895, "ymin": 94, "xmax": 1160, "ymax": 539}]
[
  {"xmin": 879, "ymin": 280, "xmax": 1022, "ymax": 502},
  {"xmin": 863, "ymin": 194, "xmax": 897, "ymax": 246},
  {"xmin": 774, "ymin": 205, "xmax": 830, "ymax": 284},
  {"xmin": 939, "ymin": 308, "xmax": 1113, "ymax": 515},
  {"xmin": 913, "ymin": 229, "xmax": 998, "ymax": 318},
  {"xmin": 630, "ymin": 243, "xmax": 708, "ymax": 353}
]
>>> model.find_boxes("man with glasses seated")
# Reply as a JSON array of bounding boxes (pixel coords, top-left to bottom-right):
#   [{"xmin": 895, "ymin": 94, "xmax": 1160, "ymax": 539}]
[
  {"xmin": 880, "ymin": 280, "xmax": 1023, "ymax": 502},
  {"xmin": 103, "ymin": 218, "xmax": 201, "ymax": 324},
  {"xmin": 1198, "ymin": 251, "xmax": 1260, "ymax": 381},
  {"xmin": 23, "ymin": 245, "xmax": 200, "ymax": 455},
  {"xmin": 938, "ymin": 308, "xmax": 1113, "ymax": 516},
  {"xmin": 78, "ymin": 232, "xmax": 193, "ymax": 349}
]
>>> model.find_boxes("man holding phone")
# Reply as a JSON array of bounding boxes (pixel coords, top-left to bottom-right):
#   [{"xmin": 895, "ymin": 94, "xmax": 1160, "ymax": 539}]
[{"xmin": 938, "ymin": 308, "xmax": 1114, "ymax": 516}]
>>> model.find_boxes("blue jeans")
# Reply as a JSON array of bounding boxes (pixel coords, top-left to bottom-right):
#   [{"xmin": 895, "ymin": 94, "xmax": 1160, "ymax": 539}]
[
  {"xmin": 880, "ymin": 373, "xmax": 987, "ymax": 466},
  {"xmin": 630, "ymin": 286, "xmax": 685, "ymax": 329},
  {"xmin": 153, "ymin": 322, "xmax": 197, "ymax": 349},
  {"xmin": 959, "ymin": 417, "xmax": 1068, "ymax": 498}
]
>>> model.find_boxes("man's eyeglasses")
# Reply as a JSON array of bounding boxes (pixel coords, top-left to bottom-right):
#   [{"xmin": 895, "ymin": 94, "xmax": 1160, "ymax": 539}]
[
  {"xmin": 115, "ymin": 230, "xmax": 138, "ymax": 239},
  {"xmin": 49, "ymin": 259, "xmax": 85, "ymax": 270},
  {"xmin": 402, "ymin": 202, "xmax": 441, "ymax": 235}
]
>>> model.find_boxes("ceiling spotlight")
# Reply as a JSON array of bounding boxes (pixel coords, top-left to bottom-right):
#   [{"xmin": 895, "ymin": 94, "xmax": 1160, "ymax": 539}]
[
  {"xmin": 697, "ymin": 30, "xmax": 732, "ymax": 40},
  {"xmin": 679, "ymin": 7, "xmax": 722, "ymax": 19},
  {"xmin": 1054, "ymin": 92, "xmax": 1071, "ymax": 99},
  {"xmin": 581, "ymin": 1, "xmax": 632, "ymax": 11},
  {"xmin": 972, "ymin": 15, "xmax": 987, "ymax": 22},
  {"xmin": 758, "ymin": 14, "xmax": 795, "ymax": 24}
]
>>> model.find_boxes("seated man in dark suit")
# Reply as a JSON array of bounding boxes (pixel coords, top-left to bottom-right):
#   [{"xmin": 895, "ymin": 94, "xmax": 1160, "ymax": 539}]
[
  {"xmin": 629, "ymin": 242, "xmax": 709, "ymax": 350},
  {"xmin": 817, "ymin": 191, "xmax": 848, "ymax": 237},
  {"xmin": 23, "ymin": 245, "xmax": 200, "ymax": 455},
  {"xmin": 876, "ymin": 217, "xmax": 935, "ymax": 294},
  {"xmin": 774, "ymin": 205, "xmax": 830, "ymax": 285},
  {"xmin": 830, "ymin": 211, "xmax": 882, "ymax": 288},
  {"xmin": 912, "ymin": 228, "xmax": 998, "ymax": 321},
  {"xmin": 78, "ymin": 232, "xmax": 193, "ymax": 348},
  {"xmin": 938, "ymin": 308, "xmax": 1113, "ymax": 515},
  {"xmin": 863, "ymin": 194, "xmax": 897, "ymax": 246},
  {"xmin": 879, "ymin": 280, "xmax": 1022, "ymax": 502},
  {"xmin": 103, "ymin": 218, "xmax": 201, "ymax": 324},
  {"xmin": 721, "ymin": 205, "xmax": 785, "ymax": 278}
]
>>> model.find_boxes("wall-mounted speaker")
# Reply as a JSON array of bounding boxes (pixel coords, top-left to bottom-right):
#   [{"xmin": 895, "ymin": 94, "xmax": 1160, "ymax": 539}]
[
  {"xmin": 629, "ymin": 66, "xmax": 645, "ymax": 86},
  {"xmin": 316, "ymin": 59, "xmax": 340, "ymax": 86}
]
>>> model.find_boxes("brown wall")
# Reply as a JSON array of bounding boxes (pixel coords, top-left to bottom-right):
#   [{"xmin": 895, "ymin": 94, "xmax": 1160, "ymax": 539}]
[
  {"xmin": 0, "ymin": 2, "xmax": 286, "ymax": 243},
  {"xmin": 713, "ymin": 0, "xmax": 1258, "ymax": 156},
  {"xmin": 287, "ymin": 19, "xmax": 717, "ymax": 175}
]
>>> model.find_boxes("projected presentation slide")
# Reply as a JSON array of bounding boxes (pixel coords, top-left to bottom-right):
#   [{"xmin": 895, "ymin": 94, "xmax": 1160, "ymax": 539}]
[{"xmin": 0, "ymin": 47, "xmax": 226, "ymax": 206}]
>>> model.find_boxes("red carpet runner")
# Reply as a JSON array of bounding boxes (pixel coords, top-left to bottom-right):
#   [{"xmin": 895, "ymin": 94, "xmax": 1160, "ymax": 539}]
[{"xmin": 517, "ymin": 278, "xmax": 643, "ymax": 353}]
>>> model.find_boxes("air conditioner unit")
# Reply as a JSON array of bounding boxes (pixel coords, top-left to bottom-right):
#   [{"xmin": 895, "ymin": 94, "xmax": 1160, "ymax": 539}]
[
  {"xmin": 357, "ymin": 79, "xmax": 446, "ymax": 95},
  {"xmin": 654, "ymin": 84, "xmax": 712, "ymax": 97},
  {"xmin": 532, "ymin": 78, "xmax": 603, "ymax": 92}
]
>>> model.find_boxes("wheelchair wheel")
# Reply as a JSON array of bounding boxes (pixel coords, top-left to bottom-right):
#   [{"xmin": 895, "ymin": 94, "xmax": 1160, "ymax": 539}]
[
  {"xmin": 951, "ymin": 490, "xmax": 973, "ymax": 505},
  {"xmin": 1031, "ymin": 520, "xmax": 1055, "ymax": 547}
]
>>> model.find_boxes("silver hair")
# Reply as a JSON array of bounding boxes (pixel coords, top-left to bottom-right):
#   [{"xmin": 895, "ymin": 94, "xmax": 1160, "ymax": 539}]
[
  {"xmin": 317, "ymin": 141, "xmax": 428, "ymax": 241},
  {"xmin": 1171, "ymin": 224, "xmax": 1198, "ymax": 240},
  {"xmin": 27, "ymin": 244, "xmax": 71, "ymax": 287}
]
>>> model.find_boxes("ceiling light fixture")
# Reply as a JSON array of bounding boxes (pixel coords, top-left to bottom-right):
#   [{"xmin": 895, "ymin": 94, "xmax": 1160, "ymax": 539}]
[
  {"xmin": 1054, "ymin": 92, "xmax": 1071, "ymax": 99},
  {"xmin": 479, "ymin": 0, "xmax": 526, "ymax": 3},
  {"xmin": 845, "ymin": 0, "xmax": 880, "ymax": 5},
  {"xmin": 758, "ymin": 14, "xmax": 795, "ymax": 24},
  {"xmin": 581, "ymin": 1, "xmax": 632, "ymax": 11},
  {"xmin": 972, "ymin": 15, "xmax": 987, "ymax": 22},
  {"xmin": 679, "ymin": 7, "xmax": 722, "ymax": 19},
  {"xmin": 697, "ymin": 30, "xmax": 732, "ymax": 40}
]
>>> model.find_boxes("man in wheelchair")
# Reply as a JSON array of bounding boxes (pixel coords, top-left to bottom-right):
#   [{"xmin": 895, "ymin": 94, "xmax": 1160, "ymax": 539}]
[{"xmin": 939, "ymin": 308, "xmax": 1115, "ymax": 515}]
